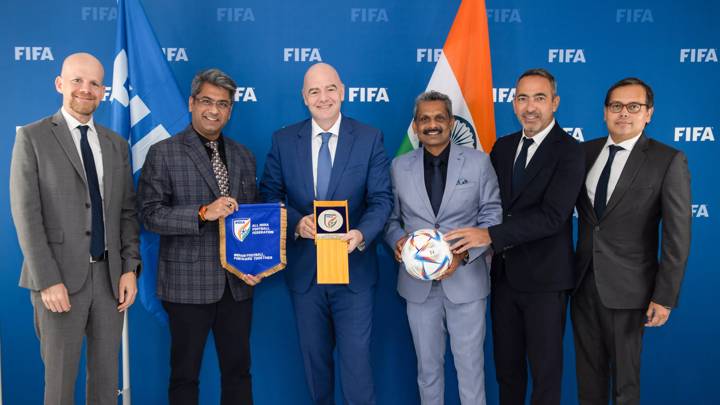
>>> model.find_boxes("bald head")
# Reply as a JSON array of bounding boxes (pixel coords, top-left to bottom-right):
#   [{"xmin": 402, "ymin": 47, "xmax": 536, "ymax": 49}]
[
  {"xmin": 302, "ymin": 63, "xmax": 344, "ymax": 130},
  {"xmin": 55, "ymin": 52, "xmax": 105, "ymax": 123}
]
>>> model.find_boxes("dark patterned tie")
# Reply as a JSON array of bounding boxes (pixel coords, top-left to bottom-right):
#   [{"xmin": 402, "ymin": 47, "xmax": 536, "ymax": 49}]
[
  {"xmin": 512, "ymin": 137, "xmax": 534, "ymax": 197},
  {"xmin": 316, "ymin": 132, "xmax": 332, "ymax": 200},
  {"xmin": 206, "ymin": 140, "xmax": 230, "ymax": 196},
  {"xmin": 78, "ymin": 125, "xmax": 105, "ymax": 258},
  {"xmin": 594, "ymin": 144, "xmax": 624, "ymax": 220}
]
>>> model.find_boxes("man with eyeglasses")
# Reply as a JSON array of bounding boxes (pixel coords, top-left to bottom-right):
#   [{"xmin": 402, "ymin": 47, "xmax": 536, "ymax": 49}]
[
  {"xmin": 572, "ymin": 77, "xmax": 691, "ymax": 405},
  {"xmin": 138, "ymin": 68, "xmax": 260, "ymax": 405}
]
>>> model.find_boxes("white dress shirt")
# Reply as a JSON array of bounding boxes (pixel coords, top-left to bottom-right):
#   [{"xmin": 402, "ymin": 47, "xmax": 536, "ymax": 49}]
[
  {"xmin": 60, "ymin": 107, "xmax": 105, "ymax": 198},
  {"xmin": 514, "ymin": 119, "xmax": 555, "ymax": 168},
  {"xmin": 585, "ymin": 132, "xmax": 643, "ymax": 206},
  {"xmin": 311, "ymin": 113, "xmax": 342, "ymax": 195}
]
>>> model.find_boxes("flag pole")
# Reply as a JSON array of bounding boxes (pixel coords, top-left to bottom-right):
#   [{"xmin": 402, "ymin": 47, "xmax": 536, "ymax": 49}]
[{"xmin": 118, "ymin": 311, "xmax": 131, "ymax": 405}]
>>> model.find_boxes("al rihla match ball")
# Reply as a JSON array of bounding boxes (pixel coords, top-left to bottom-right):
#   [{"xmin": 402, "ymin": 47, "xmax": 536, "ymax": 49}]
[{"xmin": 401, "ymin": 229, "xmax": 453, "ymax": 280}]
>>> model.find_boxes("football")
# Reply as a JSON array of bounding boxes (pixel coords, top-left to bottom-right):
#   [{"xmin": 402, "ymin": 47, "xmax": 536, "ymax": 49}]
[{"xmin": 401, "ymin": 229, "xmax": 453, "ymax": 280}]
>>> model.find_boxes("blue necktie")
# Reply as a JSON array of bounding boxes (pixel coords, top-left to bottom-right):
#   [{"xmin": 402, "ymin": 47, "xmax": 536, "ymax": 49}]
[
  {"xmin": 316, "ymin": 132, "xmax": 332, "ymax": 200},
  {"xmin": 512, "ymin": 137, "xmax": 534, "ymax": 197},
  {"xmin": 78, "ymin": 125, "xmax": 105, "ymax": 258},
  {"xmin": 594, "ymin": 144, "xmax": 624, "ymax": 220},
  {"xmin": 429, "ymin": 157, "xmax": 443, "ymax": 215}
]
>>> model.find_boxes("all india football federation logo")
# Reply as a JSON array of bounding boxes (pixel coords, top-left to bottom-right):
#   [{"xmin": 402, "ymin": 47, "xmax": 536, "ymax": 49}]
[
  {"xmin": 233, "ymin": 218, "xmax": 251, "ymax": 242},
  {"xmin": 317, "ymin": 209, "xmax": 344, "ymax": 233}
]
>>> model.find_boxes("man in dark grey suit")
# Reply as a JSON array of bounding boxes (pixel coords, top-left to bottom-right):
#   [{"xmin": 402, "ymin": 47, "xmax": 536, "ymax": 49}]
[
  {"xmin": 138, "ymin": 68, "xmax": 259, "ymax": 405},
  {"xmin": 573, "ymin": 78, "xmax": 691, "ymax": 405},
  {"xmin": 10, "ymin": 52, "xmax": 141, "ymax": 405}
]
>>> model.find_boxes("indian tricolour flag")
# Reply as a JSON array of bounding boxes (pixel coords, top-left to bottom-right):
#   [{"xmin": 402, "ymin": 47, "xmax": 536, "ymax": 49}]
[{"xmin": 397, "ymin": 0, "xmax": 496, "ymax": 155}]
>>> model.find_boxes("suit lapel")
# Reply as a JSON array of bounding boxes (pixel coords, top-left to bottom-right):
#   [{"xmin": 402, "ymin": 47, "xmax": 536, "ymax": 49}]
[
  {"xmin": 500, "ymin": 133, "xmax": 520, "ymax": 207},
  {"xmin": 50, "ymin": 111, "xmax": 86, "ymax": 185},
  {"xmin": 437, "ymin": 143, "xmax": 464, "ymax": 218},
  {"xmin": 326, "ymin": 117, "xmax": 356, "ymax": 200},
  {"xmin": 296, "ymin": 120, "xmax": 314, "ymax": 201},
  {"xmin": 409, "ymin": 148, "xmax": 435, "ymax": 220},
  {"xmin": 580, "ymin": 139, "xmax": 606, "ymax": 224},
  {"xmin": 97, "ymin": 127, "xmax": 114, "ymax": 206},
  {"xmin": 509, "ymin": 125, "xmax": 558, "ymax": 206},
  {"xmin": 182, "ymin": 128, "xmax": 221, "ymax": 198},
  {"xmin": 602, "ymin": 134, "xmax": 649, "ymax": 219},
  {"xmin": 224, "ymin": 139, "xmax": 240, "ymax": 198}
]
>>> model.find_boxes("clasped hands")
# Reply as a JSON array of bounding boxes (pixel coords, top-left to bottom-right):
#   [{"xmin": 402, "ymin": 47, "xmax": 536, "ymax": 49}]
[{"xmin": 296, "ymin": 214, "xmax": 364, "ymax": 253}]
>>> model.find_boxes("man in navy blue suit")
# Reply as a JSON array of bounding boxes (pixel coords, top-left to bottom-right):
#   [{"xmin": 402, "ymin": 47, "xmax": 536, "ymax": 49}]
[{"xmin": 260, "ymin": 63, "xmax": 393, "ymax": 405}]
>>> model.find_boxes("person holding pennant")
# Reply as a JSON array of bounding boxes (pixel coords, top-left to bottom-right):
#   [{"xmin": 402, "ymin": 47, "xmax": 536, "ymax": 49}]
[
  {"xmin": 260, "ymin": 62, "xmax": 393, "ymax": 404},
  {"xmin": 138, "ymin": 68, "xmax": 259, "ymax": 405}
]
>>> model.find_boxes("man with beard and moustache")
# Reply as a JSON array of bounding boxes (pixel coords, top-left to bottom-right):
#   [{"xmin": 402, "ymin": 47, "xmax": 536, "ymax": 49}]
[
  {"xmin": 572, "ymin": 78, "xmax": 690, "ymax": 405},
  {"xmin": 385, "ymin": 91, "xmax": 501, "ymax": 404},
  {"xmin": 467, "ymin": 68, "xmax": 585, "ymax": 405},
  {"xmin": 10, "ymin": 52, "xmax": 141, "ymax": 404},
  {"xmin": 260, "ymin": 62, "xmax": 392, "ymax": 404},
  {"xmin": 138, "ymin": 68, "xmax": 260, "ymax": 405}
]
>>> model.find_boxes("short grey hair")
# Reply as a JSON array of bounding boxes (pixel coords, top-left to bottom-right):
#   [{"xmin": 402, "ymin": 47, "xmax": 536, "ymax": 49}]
[
  {"xmin": 517, "ymin": 68, "xmax": 558, "ymax": 97},
  {"xmin": 413, "ymin": 90, "xmax": 453, "ymax": 121},
  {"xmin": 190, "ymin": 68, "xmax": 237, "ymax": 100}
]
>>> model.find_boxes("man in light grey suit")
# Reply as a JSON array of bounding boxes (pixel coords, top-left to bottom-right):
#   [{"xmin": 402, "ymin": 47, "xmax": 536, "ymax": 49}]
[
  {"xmin": 10, "ymin": 52, "xmax": 141, "ymax": 405},
  {"xmin": 385, "ymin": 91, "xmax": 502, "ymax": 404}
]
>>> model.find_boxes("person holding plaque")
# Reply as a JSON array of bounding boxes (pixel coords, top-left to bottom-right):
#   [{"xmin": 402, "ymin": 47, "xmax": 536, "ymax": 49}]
[
  {"xmin": 385, "ymin": 91, "xmax": 502, "ymax": 404},
  {"xmin": 138, "ymin": 68, "xmax": 259, "ymax": 405},
  {"xmin": 259, "ymin": 62, "xmax": 393, "ymax": 404}
]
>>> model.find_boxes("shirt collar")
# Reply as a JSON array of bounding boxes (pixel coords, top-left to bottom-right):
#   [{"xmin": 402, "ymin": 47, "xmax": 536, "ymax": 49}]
[
  {"xmin": 604, "ymin": 132, "xmax": 642, "ymax": 152},
  {"xmin": 61, "ymin": 107, "xmax": 97, "ymax": 135},
  {"xmin": 521, "ymin": 119, "xmax": 555, "ymax": 146},
  {"xmin": 423, "ymin": 142, "xmax": 451, "ymax": 166},
  {"xmin": 312, "ymin": 113, "xmax": 342, "ymax": 139}
]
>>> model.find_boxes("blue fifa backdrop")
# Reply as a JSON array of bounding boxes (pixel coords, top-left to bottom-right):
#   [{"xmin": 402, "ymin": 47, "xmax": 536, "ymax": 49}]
[{"xmin": 1, "ymin": 0, "xmax": 718, "ymax": 404}]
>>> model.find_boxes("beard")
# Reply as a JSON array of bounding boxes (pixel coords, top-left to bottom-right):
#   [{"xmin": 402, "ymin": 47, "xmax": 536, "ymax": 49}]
[{"xmin": 69, "ymin": 95, "xmax": 98, "ymax": 116}]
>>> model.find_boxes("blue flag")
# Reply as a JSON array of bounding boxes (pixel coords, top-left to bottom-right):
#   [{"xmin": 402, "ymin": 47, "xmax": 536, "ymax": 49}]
[{"xmin": 110, "ymin": 0, "xmax": 189, "ymax": 323}]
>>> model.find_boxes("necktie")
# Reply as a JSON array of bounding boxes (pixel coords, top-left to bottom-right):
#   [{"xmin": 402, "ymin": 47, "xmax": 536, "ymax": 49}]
[
  {"xmin": 78, "ymin": 125, "xmax": 105, "ymax": 258},
  {"xmin": 429, "ymin": 157, "xmax": 444, "ymax": 216},
  {"xmin": 594, "ymin": 145, "xmax": 624, "ymax": 220},
  {"xmin": 316, "ymin": 132, "xmax": 332, "ymax": 200},
  {"xmin": 207, "ymin": 141, "xmax": 230, "ymax": 196},
  {"xmin": 512, "ymin": 137, "xmax": 534, "ymax": 197}
]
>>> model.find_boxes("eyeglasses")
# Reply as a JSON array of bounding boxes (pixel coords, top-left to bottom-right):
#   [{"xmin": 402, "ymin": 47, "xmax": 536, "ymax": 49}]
[
  {"xmin": 606, "ymin": 102, "xmax": 648, "ymax": 114},
  {"xmin": 194, "ymin": 96, "xmax": 231, "ymax": 111}
]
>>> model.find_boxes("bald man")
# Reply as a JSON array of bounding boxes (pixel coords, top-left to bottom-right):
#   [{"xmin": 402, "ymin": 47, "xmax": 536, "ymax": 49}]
[
  {"xmin": 260, "ymin": 63, "xmax": 392, "ymax": 404},
  {"xmin": 10, "ymin": 52, "xmax": 140, "ymax": 405}
]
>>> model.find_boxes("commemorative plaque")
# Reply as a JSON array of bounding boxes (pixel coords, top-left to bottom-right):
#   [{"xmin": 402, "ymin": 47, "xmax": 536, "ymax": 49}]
[{"xmin": 314, "ymin": 200, "xmax": 350, "ymax": 284}]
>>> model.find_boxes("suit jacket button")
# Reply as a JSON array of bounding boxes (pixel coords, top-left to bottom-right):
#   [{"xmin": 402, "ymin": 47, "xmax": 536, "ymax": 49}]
[
  {"xmin": 85, "ymin": 203, "xmax": 91, "ymax": 208},
  {"xmin": 85, "ymin": 231, "xmax": 91, "ymax": 236},
  {"xmin": 434, "ymin": 223, "xmax": 440, "ymax": 229}
]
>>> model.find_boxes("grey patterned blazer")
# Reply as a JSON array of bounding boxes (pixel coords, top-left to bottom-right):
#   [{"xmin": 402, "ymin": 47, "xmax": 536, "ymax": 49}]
[{"xmin": 137, "ymin": 126, "xmax": 258, "ymax": 304}]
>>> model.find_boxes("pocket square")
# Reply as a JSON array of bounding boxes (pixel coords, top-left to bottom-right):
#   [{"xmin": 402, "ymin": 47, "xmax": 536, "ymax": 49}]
[{"xmin": 456, "ymin": 178, "xmax": 469, "ymax": 185}]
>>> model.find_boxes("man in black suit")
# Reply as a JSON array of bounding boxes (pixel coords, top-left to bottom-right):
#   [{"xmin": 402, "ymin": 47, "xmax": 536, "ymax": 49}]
[
  {"xmin": 471, "ymin": 68, "xmax": 584, "ymax": 405},
  {"xmin": 572, "ymin": 78, "xmax": 691, "ymax": 405}
]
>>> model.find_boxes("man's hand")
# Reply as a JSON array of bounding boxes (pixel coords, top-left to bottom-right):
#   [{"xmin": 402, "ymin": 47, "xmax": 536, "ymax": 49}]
[
  {"xmin": 241, "ymin": 274, "xmax": 263, "ymax": 286},
  {"xmin": 203, "ymin": 196, "xmax": 239, "ymax": 221},
  {"xmin": 444, "ymin": 227, "xmax": 491, "ymax": 254},
  {"xmin": 341, "ymin": 230, "xmax": 364, "ymax": 254},
  {"xmin": 645, "ymin": 301, "xmax": 671, "ymax": 327},
  {"xmin": 117, "ymin": 272, "xmax": 138, "ymax": 312},
  {"xmin": 295, "ymin": 214, "xmax": 316, "ymax": 239},
  {"xmin": 394, "ymin": 235, "xmax": 409, "ymax": 262},
  {"xmin": 41, "ymin": 283, "xmax": 71, "ymax": 313},
  {"xmin": 436, "ymin": 252, "xmax": 467, "ymax": 281}
]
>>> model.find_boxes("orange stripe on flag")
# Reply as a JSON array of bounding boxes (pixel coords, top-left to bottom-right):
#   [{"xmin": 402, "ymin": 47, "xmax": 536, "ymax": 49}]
[{"xmin": 443, "ymin": 0, "xmax": 496, "ymax": 152}]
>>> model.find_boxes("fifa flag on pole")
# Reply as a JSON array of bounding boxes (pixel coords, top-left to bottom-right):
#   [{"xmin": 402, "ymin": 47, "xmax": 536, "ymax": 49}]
[
  {"xmin": 110, "ymin": 0, "xmax": 189, "ymax": 322},
  {"xmin": 396, "ymin": 0, "xmax": 495, "ymax": 155}
]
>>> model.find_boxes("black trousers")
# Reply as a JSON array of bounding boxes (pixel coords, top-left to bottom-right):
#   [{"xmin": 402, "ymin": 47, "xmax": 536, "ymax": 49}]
[
  {"xmin": 163, "ymin": 283, "xmax": 253, "ymax": 405},
  {"xmin": 571, "ymin": 270, "xmax": 645, "ymax": 405},
  {"xmin": 491, "ymin": 265, "xmax": 568, "ymax": 405}
]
